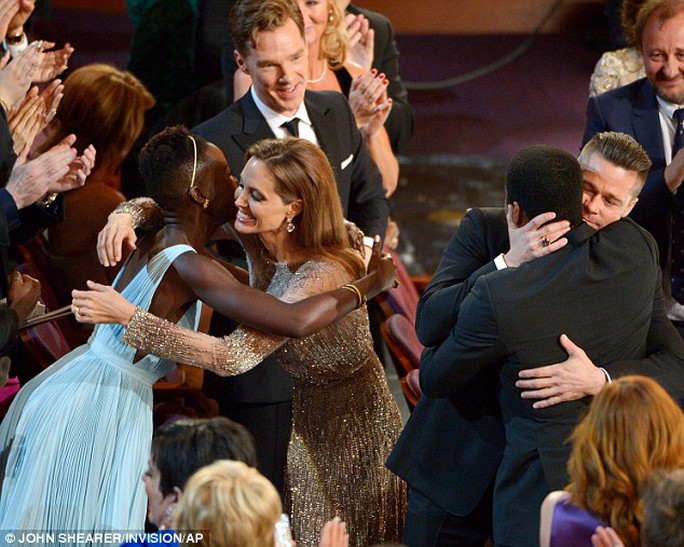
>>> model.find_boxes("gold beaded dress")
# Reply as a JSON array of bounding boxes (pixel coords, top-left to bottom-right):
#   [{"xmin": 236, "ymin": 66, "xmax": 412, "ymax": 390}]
[
  {"xmin": 123, "ymin": 249, "xmax": 406, "ymax": 547},
  {"xmin": 589, "ymin": 47, "xmax": 645, "ymax": 97}
]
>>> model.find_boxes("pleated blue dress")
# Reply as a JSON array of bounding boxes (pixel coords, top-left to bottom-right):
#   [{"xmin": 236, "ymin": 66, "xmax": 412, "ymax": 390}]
[{"xmin": 0, "ymin": 245, "xmax": 200, "ymax": 535}]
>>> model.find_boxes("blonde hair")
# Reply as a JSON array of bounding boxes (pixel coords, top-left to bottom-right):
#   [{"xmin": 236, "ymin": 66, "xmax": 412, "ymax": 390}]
[
  {"xmin": 245, "ymin": 137, "xmax": 364, "ymax": 279},
  {"xmin": 40, "ymin": 63, "xmax": 155, "ymax": 170},
  {"xmin": 567, "ymin": 376, "xmax": 684, "ymax": 546},
  {"xmin": 321, "ymin": 0, "xmax": 347, "ymax": 68},
  {"xmin": 174, "ymin": 460, "xmax": 281, "ymax": 547}
]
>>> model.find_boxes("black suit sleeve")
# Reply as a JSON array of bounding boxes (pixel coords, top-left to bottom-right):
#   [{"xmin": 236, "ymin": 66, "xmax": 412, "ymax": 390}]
[
  {"xmin": 415, "ymin": 209, "xmax": 500, "ymax": 346},
  {"xmin": 9, "ymin": 197, "xmax": 65, "ymax": 245},
  {"xmin": 604, "ymin": 270, "xmax": 684, "ymax": 405},
  {"xmin": 420, "ymin": 275, "xmax": 505, "ymax": 398},
  {"xmin": 362, "ymin": 8, "xmax": 414, "ymax": 153}
]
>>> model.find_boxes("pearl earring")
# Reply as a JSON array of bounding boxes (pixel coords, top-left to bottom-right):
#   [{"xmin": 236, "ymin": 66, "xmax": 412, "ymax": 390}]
[{"xmin": 286, "ymin": 216, "xmax": 295, "ymax": 233}]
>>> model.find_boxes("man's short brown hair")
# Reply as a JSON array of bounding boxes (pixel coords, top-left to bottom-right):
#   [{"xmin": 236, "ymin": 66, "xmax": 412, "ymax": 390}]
[
  {"xmin": 579, "ymin": 132, "xmax": 652, "ymax": 197},
  {"xmin": 633, "ymin": 0, "xmax": 684, "ymax": 50},
  {"xmin": 230, "ymin": 0, "xmax": 305, "ymax": 58}
]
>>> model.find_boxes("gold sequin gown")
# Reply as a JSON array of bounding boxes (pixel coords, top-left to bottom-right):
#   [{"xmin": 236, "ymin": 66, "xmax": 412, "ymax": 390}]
[{"xmin": 123, "ymin": 252, "xmax": 406, "ymax": 547}]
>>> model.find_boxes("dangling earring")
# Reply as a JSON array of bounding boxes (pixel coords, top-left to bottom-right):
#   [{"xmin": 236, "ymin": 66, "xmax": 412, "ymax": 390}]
[
  {"xmin": 159, "ymin": 504, "xmax": 174, "ymax": 531},
  {"xmin": 286, "ymin": 216, "xmax": 295, "ymax": 233},
  {"xmin": 328, "ymin": 10, "xmax": 334, "ymax": 23},
  {"xmin": 203, "ymin": 198, "xmax": 210, "ymax": 210}
]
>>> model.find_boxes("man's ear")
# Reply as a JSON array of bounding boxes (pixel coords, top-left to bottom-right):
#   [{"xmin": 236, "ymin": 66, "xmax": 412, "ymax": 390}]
[
  {"xmin": 188, "ymin": 186, "xmax": 207, "ymax": 207},
  {"xmin": 171, "ymin": 486, "xmax": 182, "ymax": 503},
  {"xmin": 511, "ymin": 201, "xmax": 525, "ymax": 227},
  {"xmin": 235, "ymin": 50, "xmax": 249, "ymax": 75},
  {"xmin": 623, "ymin": 197, "xmax": 638, "ymax": 218}
]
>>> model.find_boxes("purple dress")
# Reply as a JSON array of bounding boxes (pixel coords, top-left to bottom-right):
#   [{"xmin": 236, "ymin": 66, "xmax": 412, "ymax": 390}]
[{"xmin": 551, "ymin": 493, "xmax": 606, "ymax": 547}]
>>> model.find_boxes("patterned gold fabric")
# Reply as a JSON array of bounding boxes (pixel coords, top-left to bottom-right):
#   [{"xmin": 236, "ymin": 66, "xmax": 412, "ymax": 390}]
[
  {"xmin": 124, "ymin": 247, "xmax": 406, "ymax": 546},
  {"xmin": 589, "ymin": 47, "xmax": 645, "ymax": 97}
]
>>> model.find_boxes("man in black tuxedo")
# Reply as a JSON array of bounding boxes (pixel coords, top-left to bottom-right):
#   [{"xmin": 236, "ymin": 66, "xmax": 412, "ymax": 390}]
[
  {"xmin": 387, "ymin": 135, "xmax": 684, "ymax": 547},
  {"xmin": 418, "ymin": 145, "xmax": 665, "ymax": 547},
  {"xmin": 220, "ymin": 1, "xmax": 414, "ymax": 153},
  {"xmin": 193, "ymin": 0, "xmax": 388, "ymax": 496},
  {"xmin": 582, "ymin": 0, "xmax": 684, "ymax": 337}
]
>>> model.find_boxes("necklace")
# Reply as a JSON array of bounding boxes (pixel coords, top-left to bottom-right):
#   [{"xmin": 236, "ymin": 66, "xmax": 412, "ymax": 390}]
[{"xmin": 307, "ymin": 63, "xmax": 328, "ymax": 84}]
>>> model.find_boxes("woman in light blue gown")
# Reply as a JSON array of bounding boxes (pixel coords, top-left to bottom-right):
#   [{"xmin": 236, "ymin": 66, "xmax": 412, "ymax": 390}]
[{"xmin": 0, "ymin": 126, "xmax": 394, "ymax": 536}]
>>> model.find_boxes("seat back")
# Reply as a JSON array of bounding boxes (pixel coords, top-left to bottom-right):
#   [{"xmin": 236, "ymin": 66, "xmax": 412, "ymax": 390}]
[
  {"xmin": 400, "ymin": 369, "xmax": 423, "ymax": 410},
  {"xmin": 153, "ymin": 304, "xmax": 218, "ymax": 422},
  {"xmin": 381, "ymin": 313, "xmax": 424, "ymax": 377},
  {"xmin": 381, "ymin": 313, "xmax": 425, "ymax": 409},
  {"xmin": 16, "ymin": 246, "xmax": 91, "ymax": 348},
  {"xmin": 377, "ymin": 248, "xmax": 421, "ymax": 324}
]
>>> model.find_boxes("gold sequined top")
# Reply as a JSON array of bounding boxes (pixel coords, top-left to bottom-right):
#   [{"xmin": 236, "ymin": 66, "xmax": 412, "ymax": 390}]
[
  {"xmin": 123, "ymin": 251, "xmax": 406, "ymax": 547},
  {"xmin": 589, "ymin": 47, "xmax": 645, "ymax": 97}
]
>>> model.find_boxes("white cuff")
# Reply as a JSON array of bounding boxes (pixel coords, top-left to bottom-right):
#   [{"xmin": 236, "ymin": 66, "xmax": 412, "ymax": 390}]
[
  {"xmin": 362, "ymin": 236, "xmax": 375, "ymax": 248},
  {"xmin": 494, "ymin": 253, "xmax": 508, "ymax": 270},
  {"xmin": 3, "ymin": 33, "xmax": 28, "ymax": 58},
  {"xmin": 599, "ymin": 367, "xmax": 612, "ymax": 384}
]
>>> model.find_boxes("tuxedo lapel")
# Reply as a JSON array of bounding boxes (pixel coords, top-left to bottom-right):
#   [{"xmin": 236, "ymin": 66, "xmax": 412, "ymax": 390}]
[
  {"xmin": 633, "ymin": 80, "xmax": 665, "ymax": 167},
  {"xmin": 233, "ymin": 91, "xmax": 277, "ymax": 154},
  {"xmin": 306, "ymin": 93, "xmax": 342, "ymax": 183}
]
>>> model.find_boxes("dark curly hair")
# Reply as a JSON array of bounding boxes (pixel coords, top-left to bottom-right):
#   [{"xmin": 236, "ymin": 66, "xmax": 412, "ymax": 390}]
[
  {"xmin": 139, "ymin": 125, "xmax": 208, "ymax": 211},
  {"xmin": 505, "ymin": 145, "xmax": 583, "ymax": 226}
]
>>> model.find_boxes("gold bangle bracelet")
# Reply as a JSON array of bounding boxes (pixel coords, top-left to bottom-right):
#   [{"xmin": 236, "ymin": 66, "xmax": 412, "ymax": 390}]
[{"xmin": 341, "ymin": 283, "xmax": 367, "ymax": 309}]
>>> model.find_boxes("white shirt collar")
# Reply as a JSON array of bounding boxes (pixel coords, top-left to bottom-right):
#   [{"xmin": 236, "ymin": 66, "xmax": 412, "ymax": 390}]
[
  {"xmin": 656, "ymin": 95, "xmax": 684, "ymax": 121},
  {"xmin": 249, "ymin": 86, "xmax": 312, "ymax": 134}
]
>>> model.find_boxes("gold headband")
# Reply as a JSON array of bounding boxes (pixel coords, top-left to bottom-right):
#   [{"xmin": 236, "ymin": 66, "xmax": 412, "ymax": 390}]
[{"xmin": 188, "ymin": 134, "xmax": 198, "ymax": 188}]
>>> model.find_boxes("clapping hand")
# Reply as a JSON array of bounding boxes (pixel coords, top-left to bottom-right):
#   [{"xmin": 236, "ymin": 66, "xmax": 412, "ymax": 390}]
[
  {"xmin": 366, "ymin": 236, "xmax": 397, "ymax": 296},
  {"xmin": 29, "ymin": 41, "xmax": 73, "ymax": 83},
  {"xmin": 6, "ymin": 0, "xmax": 33, "ymax": 39},
  {"xmin": 6, "ymin": 133, "xmax": 77, "ymax": 209},
  {"xmin": 344, "ymin": 12, "xmax": 374, "ymax": 71},
  {"xmin": 349, "ymin": 69, "xmax": 391, "ymax": 134},
  {"xmin": 318, "ymin": 517, "xmax": 349, "ymax": 547},
  {"xmin": 0, "ymin": 0, "xmax": 21, "ymax": 43},
  {"xmin": 0, "ymin": 40, "xmax": 42, "ymax": 109},
  {"xmin": 8, "ymin": 79, "xmax": 63, "ymax": 153}
]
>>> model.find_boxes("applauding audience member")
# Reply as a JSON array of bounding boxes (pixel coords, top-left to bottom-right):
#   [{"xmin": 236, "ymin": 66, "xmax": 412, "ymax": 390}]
[
  {"xmin": 175, "ymin": 460, "xmax": 282, "ymax": 547},
  {"xmin": 540, "ymin": 376, "xmax": 684, "ymax": 547},
  {"xmin": 121, "ymin": 416, "xmax": 257, "ymax": 544},
  {"xmin": 41, "ymin": 64, "xmax": 153, "ymax": 302},
  {"xmin": 232, "ymin": 0, "xmax": 398, "ymax": 197}
]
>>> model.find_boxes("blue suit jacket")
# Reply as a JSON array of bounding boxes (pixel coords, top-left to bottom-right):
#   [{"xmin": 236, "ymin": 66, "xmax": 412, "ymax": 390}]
[{"xmin": 583, "ymin": 77, "xmax": 675, "ymax": 269}]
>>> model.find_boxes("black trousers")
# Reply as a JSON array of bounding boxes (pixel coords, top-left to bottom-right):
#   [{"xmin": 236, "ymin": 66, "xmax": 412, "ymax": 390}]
[
  {"xmin": 219, "ymin": 399, "xmax": 292, "ymax": 497},
  {"xmin": 403, "ymin": 486, "xmax": 493, "ymax": 547}
]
